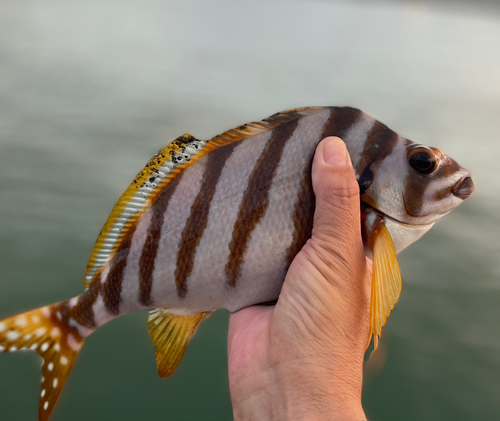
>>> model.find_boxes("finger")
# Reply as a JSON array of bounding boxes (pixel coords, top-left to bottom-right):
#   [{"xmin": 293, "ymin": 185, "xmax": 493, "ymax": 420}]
[{"xmin": 310, "ymin": 137, "xmax": 363, "ymax": 262}]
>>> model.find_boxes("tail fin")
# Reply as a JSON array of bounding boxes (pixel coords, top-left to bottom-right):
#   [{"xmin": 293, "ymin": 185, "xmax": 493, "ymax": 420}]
[{"xmin": 0, "ymin": 304, "xmax": 84, "ymax": 421}]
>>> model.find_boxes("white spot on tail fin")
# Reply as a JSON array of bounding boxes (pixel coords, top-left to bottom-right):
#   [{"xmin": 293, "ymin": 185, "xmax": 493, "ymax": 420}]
[
  {"xmin": 30, "ymin": 343, "xmax": 38, "ymax": 350},
  {"xmin": 54, "ymin": 343, "xmax": 61, "ymax": 352},
  {"xmin": 60, "ymin": 356, "xmax": 68, "ymax": 365},
  {"xmin": 41, "ymin": 389, "xmax": 46, "ymax": 398},
  {"xmin": 51, "ymin": 327, "xmax": 61, "ymax": 338},
  {"xmin": 68, "ymin": 318, "xmax": 79, "ymax": 329},
  {"xmin": 0, "ymin": 322, "xmax": 6, "ymax": 333},
  {"xmin": 43, "ymin": 401, "xmax": 49, "ymax": 410},
  {"xmin": 41, "ymin": 307, "xmax": 51, "ymax": 318},
  {"xmin": 40, "ymin": 342, "xmax": 50, "ymax": 353},
  {"xmin": 6, "ymin": 330, "xmax": 20, "ymax": 341},
  {"xmin": 66, "ymin": 334, "xmax": 81, "ymax": 351},
  {"xmin": 10, "ymin": 346, "xmax": 17, "ymax": 352},
  {"xmin": 53, "ymin": 378, "xmax": 58, "ymax": 388},
  {"xmin": 32, "ymin": 315, "xmax": 41, "ymax": 324},
  {"xmin": 0, "ymin": 345, "xmax": 5, "ymax": 352},
  {"xmin": 35, "ymin": 327, "xmax": 47, "ymax": 338},
  {"xmin": 47, "ymin": 362, "xmax": 54, "ymax": 372},
  {"xmin": 68, "ymin": 317, "xmax": 91, "ymax": 337},
  {"xmin": 69, "ymin": 297, "xmax": 79, "ymax": 308},
  {"xmin": 24, "ymin": 334, "xmax": 32, "ymax": 341},
  {"xmin": 15, "ymin": 317, "xmax": 28, "ymax": 328}
]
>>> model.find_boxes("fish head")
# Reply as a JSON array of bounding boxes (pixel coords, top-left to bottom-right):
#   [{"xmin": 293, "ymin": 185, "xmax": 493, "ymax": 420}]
[{"xmin": 359, "ymin": 136, "xmax": 474, "ymax": 252}]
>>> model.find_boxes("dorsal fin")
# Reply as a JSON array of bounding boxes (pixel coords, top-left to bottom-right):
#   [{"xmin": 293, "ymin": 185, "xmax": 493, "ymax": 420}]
[{"xmin": 83, "ymin": 107, "xmax": 325, "ymax": 288}]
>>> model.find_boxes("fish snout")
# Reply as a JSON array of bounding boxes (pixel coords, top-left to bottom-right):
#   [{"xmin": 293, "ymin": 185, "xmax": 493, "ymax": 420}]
[{"xmin": 452, "ymin": 176, "xmax": 475, "ymax": 200}]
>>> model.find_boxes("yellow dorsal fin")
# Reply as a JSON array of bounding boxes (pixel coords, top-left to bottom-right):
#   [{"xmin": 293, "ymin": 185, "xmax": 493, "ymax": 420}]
[
  {"xmin": 84, "ymin": 134, "xmax": 206, "ymax": 288},
  {"xmin": 83, "ymin": 107, "xmax": 326, "ymax": 288},
  {"xmin": 147, "ymin": 309, "xmax": 212, "ymax": 378},
  {"xmin": 367, "ymin": 220, "xmax": 402, "ymax": 350}
]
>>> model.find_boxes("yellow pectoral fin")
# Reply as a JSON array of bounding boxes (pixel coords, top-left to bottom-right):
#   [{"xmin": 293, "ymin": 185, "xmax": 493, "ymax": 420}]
[
  {"xmin": 368, "ymin": 221, "xmax": 402, "ymax": 351},
  {"xmin": 147, "ymin": 309, "xmax": 212, "ymax": 378}
]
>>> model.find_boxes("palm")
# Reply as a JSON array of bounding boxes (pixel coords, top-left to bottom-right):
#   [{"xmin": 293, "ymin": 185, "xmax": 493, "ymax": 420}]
[
  {"xmin": 227, "ymin": 247, "xmax": 372, "ymax": 397},
  {"xmin": 228, "ymin": 304, "xmax": 274, "ymax": 388},
  {"xmin": 226, "ymin": 138, "xmax": 370, "ymax": 420}
]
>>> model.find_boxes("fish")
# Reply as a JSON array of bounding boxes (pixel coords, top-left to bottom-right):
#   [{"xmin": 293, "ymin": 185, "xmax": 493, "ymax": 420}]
[{"xmin": 0, "ymin": 106, "xmax": 474, "ymax": 420}]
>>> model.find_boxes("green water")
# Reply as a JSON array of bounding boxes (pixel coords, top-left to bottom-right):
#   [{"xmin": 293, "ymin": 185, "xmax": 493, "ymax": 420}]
[{"xmin": 1, "ymin": 0, "xmax": 499, "ymax": 420}]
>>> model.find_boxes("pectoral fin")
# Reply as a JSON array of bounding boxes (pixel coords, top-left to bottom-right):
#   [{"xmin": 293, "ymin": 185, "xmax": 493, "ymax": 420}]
[
  {"xmin": 365, "ymin": 217, "xmax": 402, "ymax": 350},
  {"xmin": 147, "ymin": 309, "xmax": 212, "ymax": 378}
]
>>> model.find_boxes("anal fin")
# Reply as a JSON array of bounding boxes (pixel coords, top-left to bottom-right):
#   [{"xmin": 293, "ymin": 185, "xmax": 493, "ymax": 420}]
[{"xmin": 147, "ymin": 309, "xmax": 212, "ymax": 378}]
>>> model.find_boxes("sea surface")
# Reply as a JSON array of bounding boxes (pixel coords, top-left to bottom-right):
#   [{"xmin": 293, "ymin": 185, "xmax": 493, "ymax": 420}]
[{"xmin": 0, "ymin": 0, "xmax": 499, "ymax": 420}]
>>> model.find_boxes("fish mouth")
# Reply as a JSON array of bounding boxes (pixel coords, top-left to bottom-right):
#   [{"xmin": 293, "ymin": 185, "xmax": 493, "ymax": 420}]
[{"xmin": 360, "ymin": 200, "xmax": 434, "ymax": 229}]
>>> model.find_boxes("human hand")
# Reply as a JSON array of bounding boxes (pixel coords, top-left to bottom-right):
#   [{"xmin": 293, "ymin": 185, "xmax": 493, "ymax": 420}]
[{"xmin": 227, "ymin": 137, "xmax": 371, "ymax": 421}]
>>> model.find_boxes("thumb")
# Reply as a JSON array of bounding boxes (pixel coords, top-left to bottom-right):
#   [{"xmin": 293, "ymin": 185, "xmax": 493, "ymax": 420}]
[{"xmin": 310, "ymin": 137, "xmax": 363, "ymax": 262}]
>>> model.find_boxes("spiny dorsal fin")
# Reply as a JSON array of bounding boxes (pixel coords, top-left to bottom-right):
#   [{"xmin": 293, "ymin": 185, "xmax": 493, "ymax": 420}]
[
  {"xmin": 210, "ymin": 106, "xmax": 323, "ymax": 143},
  {"xmin": 84, "ymin": 107, "xmax": 326, "ymax": 288},
  {"xmin": 366, "ymin": 219, "xmax": 402, "ymax": 350},
  {"xmin": 147, "ymin": 309, "xmax": 211, "ymax": 378},
  {"xmin": 0, "ymin": 306, "xmax": 83, "ymax": 421},
  {"xmin": 84, "ymin": 134, "xmax": 206, "ymax": 288}
]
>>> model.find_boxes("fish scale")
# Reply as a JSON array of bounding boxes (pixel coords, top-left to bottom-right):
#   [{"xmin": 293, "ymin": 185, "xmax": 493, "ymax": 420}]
[
  {"xmin": 0, "ymin": 106, "xmax": 473, "ymax": 421},
  {"xmin": 184, "ymin": 129, "xmax": 272, "ymax": 308}
]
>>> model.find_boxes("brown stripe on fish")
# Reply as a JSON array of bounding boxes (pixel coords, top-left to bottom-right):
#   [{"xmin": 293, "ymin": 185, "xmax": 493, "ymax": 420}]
[
  {"xmin": 432, "ymin": 177, "xmax": 458, "ymax": 202},
  {"xmin": 285, "ymin": 156, "xmax": 315, "ymax": 264},
  {"xmin": 54, "ymin": 272, "xmax": 102, "ymax": 337},
  {"xmin": 321, "ymin": 107, "xmax": 363, "ymax": 140},
  {"xmin": 226, "ymin": 119, "xmax": 300, "ymax": 287},
  {"xmin": 174, "ymin": 142, "xmax": 239, "ymax": 297},
  {"xmin": 432, "ymin": 185, "xmax": 452, "ymax": 202},
  {"xmin": 358, "ymin": 120, "xmax": 399, "ymax": 194},
  {"xmin": 138, "ymin": 174, "xmax": 184, "ymax": 306},
  {"xmin": 284, "ymin": 110, "xmax": 351, "ymax": 264},
  {"xmin": 71, "ymin": 274, "xmax": 102, "ymax": 328},
  {"xmin": 103, "ymin": 223, "xmax": 138, "ymax": 315}
]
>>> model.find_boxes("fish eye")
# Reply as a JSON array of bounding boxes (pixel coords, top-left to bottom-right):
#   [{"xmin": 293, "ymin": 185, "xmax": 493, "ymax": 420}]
[{"xmin": 407, "ymin": 147, "xmax": 438, "ymax": 174}]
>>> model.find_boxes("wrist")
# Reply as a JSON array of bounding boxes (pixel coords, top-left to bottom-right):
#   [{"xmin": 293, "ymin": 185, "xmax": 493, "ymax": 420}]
[{"xmin": 231, "ymin": 359, "xmax": 366, "ymax": 421}]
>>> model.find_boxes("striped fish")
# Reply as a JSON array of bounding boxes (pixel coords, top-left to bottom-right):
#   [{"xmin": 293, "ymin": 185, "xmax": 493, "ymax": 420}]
[{"xmin": 0, "ymin": 106, "xmax": 474, "ymax": 420}]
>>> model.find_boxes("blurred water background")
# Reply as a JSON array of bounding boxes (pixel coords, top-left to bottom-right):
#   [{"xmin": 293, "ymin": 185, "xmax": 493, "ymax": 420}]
[{"xmin": 0, "ymin": 0, "xmax": 499, "ymax": 420}]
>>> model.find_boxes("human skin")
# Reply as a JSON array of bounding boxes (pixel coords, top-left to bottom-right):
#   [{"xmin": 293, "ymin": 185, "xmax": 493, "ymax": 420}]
[{"xmin": 227, "ymin": 137, "xmax": 371, "ymax": 421}]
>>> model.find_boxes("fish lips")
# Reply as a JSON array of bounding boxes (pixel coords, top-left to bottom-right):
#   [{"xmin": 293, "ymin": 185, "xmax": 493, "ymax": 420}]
[{"xmin": 451, "ymin": 176, "xmax": 475, "ymax": 200}]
